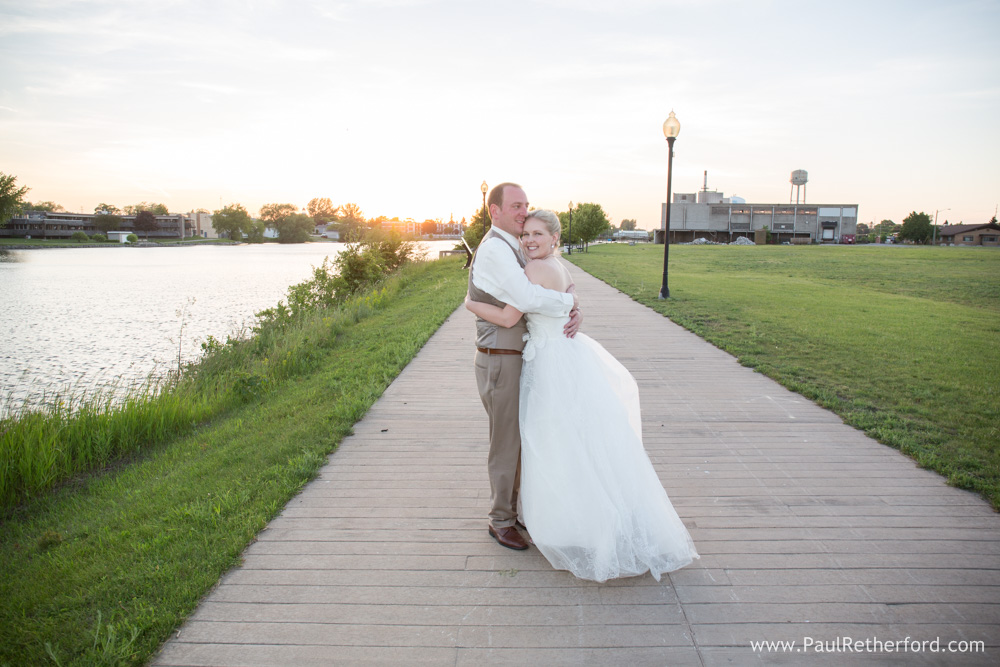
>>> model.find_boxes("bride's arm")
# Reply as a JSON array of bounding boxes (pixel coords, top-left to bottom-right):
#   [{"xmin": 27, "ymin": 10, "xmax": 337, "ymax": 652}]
[{"xmin": 465, "ymin": 295, "xmax": 523, "ymax": 328}]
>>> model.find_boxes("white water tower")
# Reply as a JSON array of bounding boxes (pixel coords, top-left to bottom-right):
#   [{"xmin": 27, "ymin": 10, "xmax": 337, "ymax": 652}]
[{"xmin": 790, "ymin": 170, "xmax": 808, "ymax": 204}]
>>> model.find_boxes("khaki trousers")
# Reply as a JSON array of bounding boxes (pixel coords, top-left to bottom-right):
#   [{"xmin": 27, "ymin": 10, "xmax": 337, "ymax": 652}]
[{"xmin": 475, "ymin": 350, "xmax": 522, "ymax": 528}]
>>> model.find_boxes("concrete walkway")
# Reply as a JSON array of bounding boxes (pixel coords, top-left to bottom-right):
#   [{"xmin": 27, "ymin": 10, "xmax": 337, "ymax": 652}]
[{"xmin": 155, "ymin": 263, "xmax": 1000, "ymax": 666}]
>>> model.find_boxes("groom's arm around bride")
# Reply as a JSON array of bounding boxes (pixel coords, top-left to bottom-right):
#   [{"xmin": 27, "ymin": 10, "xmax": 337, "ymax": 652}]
[{"xmin": 468, "ymin": 182, "xmax": 579, "ymax": 552}]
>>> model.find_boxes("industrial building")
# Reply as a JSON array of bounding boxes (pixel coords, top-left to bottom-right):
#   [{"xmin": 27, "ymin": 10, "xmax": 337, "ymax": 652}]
[{"xmin": 657, "ymin": 171, "xmax": 858, "ymax": 244}]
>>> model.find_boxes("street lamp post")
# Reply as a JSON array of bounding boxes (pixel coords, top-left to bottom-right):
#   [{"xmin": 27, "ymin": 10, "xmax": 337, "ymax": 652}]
[
  {"xmin": 933, "ymin": 208, "xmax": 950, "ymax": 246},
  {"xmin": 481, "ymin": 181, "xmax": 489, "ymax": 234},
  {"xmin": 568, "ymin": 201, "xmax": 573, "ymax": 255},
  {"xmin": 659, "ymin": 110, "xmax": 681, "ymax": 299}
]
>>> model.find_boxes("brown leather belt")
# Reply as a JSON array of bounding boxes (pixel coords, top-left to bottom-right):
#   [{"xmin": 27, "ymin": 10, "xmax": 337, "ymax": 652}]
[{"xmin": 477, "ymin": 347, "xmax": 522, "ymax": 356}]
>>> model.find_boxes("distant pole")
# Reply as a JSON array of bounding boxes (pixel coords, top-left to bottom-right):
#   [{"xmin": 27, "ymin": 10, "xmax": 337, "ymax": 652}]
[
  {"xmin": 481, "ymin": 181, "xmax": 489, "ymax": 234},
  {"xmin": 659, "ymin": 111, "xmax": 681, "ymax": 300},
  {"xmin": 568, "ymin": 201, "xmax": 573, "ymax": 255},
  {"xmin": 933, "ymin": 208, "xmax": 949, "ymax": 246}
]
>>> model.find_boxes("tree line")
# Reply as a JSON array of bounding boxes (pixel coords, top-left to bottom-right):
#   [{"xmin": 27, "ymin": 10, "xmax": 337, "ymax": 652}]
[
  {"xmin": 462, "ymin": 202, "xmax": 638, "ymax": 251},
  {"xmin": 5, "ymin": 172, "xmax": 674, "ymax": 246}
]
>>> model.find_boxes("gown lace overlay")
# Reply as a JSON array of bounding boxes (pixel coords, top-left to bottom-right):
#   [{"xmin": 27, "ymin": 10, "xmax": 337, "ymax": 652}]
[{"xmin": 519, "ymin": 312, "xmax": 698, "ymax": 582}]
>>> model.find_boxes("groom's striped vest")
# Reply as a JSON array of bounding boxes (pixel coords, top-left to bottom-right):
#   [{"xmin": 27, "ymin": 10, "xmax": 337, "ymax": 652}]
[{"xmin": 468, "ymin": 228, "xmax": 529, "ymax": 351}]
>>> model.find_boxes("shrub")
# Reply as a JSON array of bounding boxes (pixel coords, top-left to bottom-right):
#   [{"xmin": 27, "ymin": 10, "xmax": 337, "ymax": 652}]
[
  {"xmin": 126, "ymin": 234, "xmax": 138, "ymax": 243},
  {"xmin": 70, "ymin": 231, "xmax": 89, "ymax": 243},
  {"xmin": 90, "ymin": 233, "xmax": 108, "ymax": 243},
  {"xmin": 255, "ymin": 229, "xmax": 416, "ymax": 329}
]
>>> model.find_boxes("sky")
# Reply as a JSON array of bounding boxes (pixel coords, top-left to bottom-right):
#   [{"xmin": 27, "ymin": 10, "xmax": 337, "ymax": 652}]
[{"xmin": 1, "ymin": 0, "xmax": 998, "ymax": 230}]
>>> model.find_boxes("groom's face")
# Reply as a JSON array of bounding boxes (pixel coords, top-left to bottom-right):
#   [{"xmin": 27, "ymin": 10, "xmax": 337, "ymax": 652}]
[{"xmin": 493, "ymin": 186, "xmax": 529, "ymax": 236}]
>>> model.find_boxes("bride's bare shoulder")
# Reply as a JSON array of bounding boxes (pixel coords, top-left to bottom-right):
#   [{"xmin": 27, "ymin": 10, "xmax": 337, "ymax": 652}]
[
  {"xmin": 525, "ymin": 257, "xmax": 570, "ymax": 290},
  {"xmin": 524, "ymin": 258, "xmax": 552, "ymax": 279}
]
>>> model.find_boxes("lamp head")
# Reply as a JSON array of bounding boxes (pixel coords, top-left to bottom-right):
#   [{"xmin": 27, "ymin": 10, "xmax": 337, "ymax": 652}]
[
  {"xmin": 663, "ymin": 110, "xmax": 681, "ymax": 139},
  {"xmin": 481, "ymin": 181, "xmax": 488, "ymax": 194}
]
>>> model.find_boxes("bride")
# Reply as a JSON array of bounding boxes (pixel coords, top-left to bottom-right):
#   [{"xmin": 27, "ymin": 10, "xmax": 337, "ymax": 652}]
[{"xmin": 465, "ymin": 210, "xmax": 698, "ymax": 582}]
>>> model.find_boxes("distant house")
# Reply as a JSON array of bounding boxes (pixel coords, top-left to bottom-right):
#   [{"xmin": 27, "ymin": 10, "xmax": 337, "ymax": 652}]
[
  {"xmin": 107, "ymin": 230, "xmax": 132, "ymax": 244},
  {"xmin": 314, "ymin": 223, "xmax": 340, "ymax": 241},
  {"xmin": 937, "ymin": 223, "xmax": 1000, "ymax": 247}
]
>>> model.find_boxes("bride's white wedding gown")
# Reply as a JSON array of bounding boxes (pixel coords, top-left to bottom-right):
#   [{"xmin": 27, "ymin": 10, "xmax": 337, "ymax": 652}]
[{"xmin": 519, "ymin": 311, "xmax": 698, "ymax": 582}]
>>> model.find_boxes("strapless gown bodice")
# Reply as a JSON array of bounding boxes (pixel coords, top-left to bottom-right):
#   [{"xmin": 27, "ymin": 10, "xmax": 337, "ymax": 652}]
[{"xmin": 521, "ymin": 312, "xmax": 571, "ymax": 361}]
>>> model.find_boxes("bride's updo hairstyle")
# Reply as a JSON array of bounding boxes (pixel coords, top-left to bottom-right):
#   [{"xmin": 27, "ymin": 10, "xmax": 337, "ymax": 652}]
[{"xmin": 524, "ymin": 210, "xmax": 562, "ymax": 250}]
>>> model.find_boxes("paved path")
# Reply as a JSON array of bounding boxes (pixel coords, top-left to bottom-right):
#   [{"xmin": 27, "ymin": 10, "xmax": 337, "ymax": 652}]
[{"xmin": 156, "ymin": 263, "xmax": 1000, "ymax": 666}]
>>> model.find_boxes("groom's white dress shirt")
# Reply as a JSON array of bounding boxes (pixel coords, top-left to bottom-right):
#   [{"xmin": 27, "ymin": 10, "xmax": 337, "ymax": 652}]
[{"xmin": 471, "ymin": 226, "xmax": 574, "ymax": 317}]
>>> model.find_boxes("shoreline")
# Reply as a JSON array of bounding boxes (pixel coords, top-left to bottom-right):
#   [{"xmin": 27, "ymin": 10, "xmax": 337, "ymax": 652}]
[{"xmin": 0, "ymin": 240, "xmax": 244, "ymax": 249}]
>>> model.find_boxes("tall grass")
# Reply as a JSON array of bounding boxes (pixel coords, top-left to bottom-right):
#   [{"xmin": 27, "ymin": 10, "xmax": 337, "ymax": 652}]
[
  {"xmin": 0, "ymin": 231, "xmax": 417, "ymax": 513},
  {"xmin": 0, "ymin": 254, "xmax": 468, "ymax": 666}
]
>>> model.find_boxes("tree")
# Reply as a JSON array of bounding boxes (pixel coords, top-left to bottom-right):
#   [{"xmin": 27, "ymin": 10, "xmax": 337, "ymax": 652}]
[
  {"xmin": 462, "ymin": 206, "xmax": 490, "ymax": 249},
  {"xmin": 561, "ymin": 202, "xmax": 610, "ymax": 250},
  {"xmin": 990, "ymin": 215, "xmax": 998, "ymax": 225},
  {"xmin": 307, "ymin": 197, "xmax": 339, "ymax": 223},
  {"xmin": 335, "ymin": 202, "xmax": 366, "ymax": 239},
  {"xmin": 132, "ymin": 210, "xmax": 159, "ymax": 239},
  {"xmin": 212, "ymin": 203, "xmax": 252, "ymax": 240},
  {"xmin": 340, "ymin": 202, "xmax": 364, "ymax": 224},
  {"xmin": 1, "ymin": 172, "xmax": 29, "ymax": 228},
  {"xmin": 124, "ymin": 202, "xmax": 168, "ymax": 215},
  {"xmin": 898, "ymin": 211, "xmax": 933, "ymax": 244},
  {"xmin": 421, "ymin": 219, "xmax": 438, "ymax": 236},
  {"xmin": 27, "ymin": 201, "xmax": 64, "ymax": 212},
  {"xmin": 93, "ymin": 212, "xmax": 122, "ymax": 234},
  {"xmin": 271, "ymin": 212, "xmax": 314, "ymax": 243},
  {"xmin": 874, "ymin": 219, "xmax": 897, "ymax": 235},
  {"xmin": 620, "ymin": 218, "xmax": 637, "ymax": 231},
  {"xmin": 258, "ymin": 203, "xmax": 310, "ymax": 242},
  {"xmin": 95, "ymin": 203, "xmax": 121, "ymax": 215},
  {"xmin": 245, "ymin": 220, "xmax": 266, "ymax": 244},
  {"xmin": 259, "ymin": 203, "xmax": 298, "ymax": 225},
  {"xmin": 856, "ymin": 222, "xmax": 871, "ymax": 236}
]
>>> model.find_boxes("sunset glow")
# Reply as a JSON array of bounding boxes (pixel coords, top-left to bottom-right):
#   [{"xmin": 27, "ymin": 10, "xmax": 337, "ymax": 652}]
[{"xmin": 1, "ymin": 1, "xmax": 997, "ymax": 228}]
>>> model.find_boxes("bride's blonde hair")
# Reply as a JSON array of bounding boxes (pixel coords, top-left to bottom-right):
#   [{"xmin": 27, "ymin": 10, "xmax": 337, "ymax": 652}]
[{"xmin": 524, "ymin": 210, "xmax": 562, "ymax": 252}]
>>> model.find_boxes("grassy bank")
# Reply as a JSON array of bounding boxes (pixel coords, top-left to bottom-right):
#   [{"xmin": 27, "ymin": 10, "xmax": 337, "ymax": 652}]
[
  {"xmin": 0, "ymin": 255, "xmax": 468, "ymax": 666},
  {"xmin": 567, "ymin": 244, "xmax": 1000, "ymax": 509}
]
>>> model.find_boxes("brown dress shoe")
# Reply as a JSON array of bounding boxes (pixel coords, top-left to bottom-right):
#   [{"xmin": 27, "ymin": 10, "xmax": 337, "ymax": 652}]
[{"xmin": 488, "ymin": 524, "xmax": 529, "ymax": 550}]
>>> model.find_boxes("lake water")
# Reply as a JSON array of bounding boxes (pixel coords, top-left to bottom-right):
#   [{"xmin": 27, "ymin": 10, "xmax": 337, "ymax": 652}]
[{"xmin": 0, "ymin": 241, "xmax": 458, "ymax": 413}]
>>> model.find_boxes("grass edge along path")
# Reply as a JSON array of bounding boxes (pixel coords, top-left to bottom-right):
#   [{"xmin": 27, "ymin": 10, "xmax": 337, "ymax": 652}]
[
  {"xmin": 0, "ymin": 255, "xmax": 468, "ymax": 666},
  {"xmin": 567, "ymin": 244, "xmax": 1000, "ymax": 510}
]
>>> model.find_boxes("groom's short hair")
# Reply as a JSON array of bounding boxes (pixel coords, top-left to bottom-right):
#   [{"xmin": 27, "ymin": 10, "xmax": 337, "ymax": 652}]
[{"xmin": 488, "ymin": 182, "xmax": 523, "ymax": 217}]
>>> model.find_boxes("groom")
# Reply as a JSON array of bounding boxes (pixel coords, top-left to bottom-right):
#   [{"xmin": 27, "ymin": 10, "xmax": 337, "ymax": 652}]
[{"xmin": 469, "ymin": 182, "xmax": 581, "ymax": 550}]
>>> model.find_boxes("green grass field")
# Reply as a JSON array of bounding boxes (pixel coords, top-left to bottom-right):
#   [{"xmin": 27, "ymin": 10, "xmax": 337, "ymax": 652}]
[
  {"xmin": 567, "ymin": 243, "xmax": 1000, "ymax": 509},
  {"xmin": 0, "ymin": 256, "xmax": 469, "ymax": 666}
]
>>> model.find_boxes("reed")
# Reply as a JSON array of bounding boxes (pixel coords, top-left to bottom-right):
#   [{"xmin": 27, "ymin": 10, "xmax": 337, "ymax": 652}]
[
  {"xmin": 0, "ymin": 233, "xmax": 416, "ymax": 513},
  {"xmin": 0, "ymin": 255, "xmax": 468, "ymax": 666}
]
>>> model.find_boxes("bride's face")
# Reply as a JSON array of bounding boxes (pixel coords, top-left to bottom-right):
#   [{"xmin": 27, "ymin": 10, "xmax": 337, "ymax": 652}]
[{"xmin": 520, "ymin": 218, "xmax": 558, "ymax": 260}]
